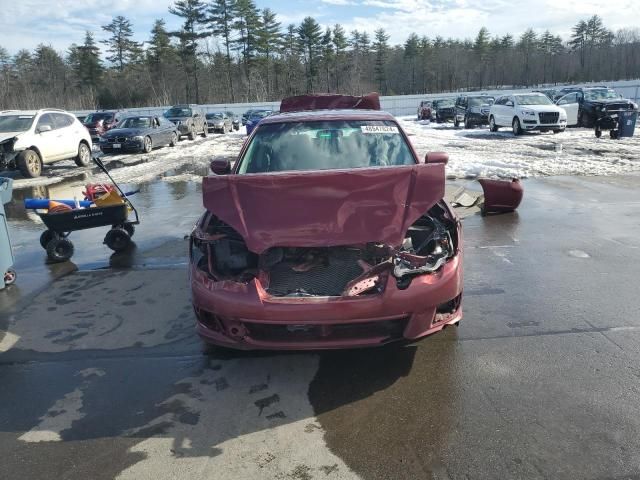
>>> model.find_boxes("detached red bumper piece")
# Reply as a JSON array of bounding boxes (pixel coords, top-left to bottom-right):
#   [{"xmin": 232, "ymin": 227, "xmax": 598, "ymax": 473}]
[{"xmin": 479, "ymin": 178, "xmax": 523, "ymax": 214}]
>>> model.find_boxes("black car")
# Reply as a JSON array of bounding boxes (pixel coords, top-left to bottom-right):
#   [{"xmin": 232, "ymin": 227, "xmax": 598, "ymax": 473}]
[
  {"xmin": 454, "ymin": 95, "xmax": 495, "ymax": 128},
  {"xmin": 225, "ymin": 111, "xmax": 241, "ymax": 131},
  {"xmin": 99, "ymin": 116, "xmax": 178, "ymax": 154},
  {"xmin": 432, "ymin": 98, "xmax": 456, "ymax": 123},
  {"xmin": 555, "ymin": 87, "xmax": 638, "ymax": 128},
  {"xmin": 164, "ymin": 104, "xmax": 207, "ymax": 140}
]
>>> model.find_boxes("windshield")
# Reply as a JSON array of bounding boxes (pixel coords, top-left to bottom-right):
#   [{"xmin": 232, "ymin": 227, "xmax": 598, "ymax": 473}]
[
  {"xmin": 516, "ymin": 94, "xmax": 553, "ymax": 106},
  {"xmin": 206, "ymin": 113, "xmax": 224, "ymax": 120},
  {"xmin": 119, "ymin": 117, "xmax": 152, "ymax": 129},
  {"xmin": 435, "ymin": 99, "xmax": 454, "ymax": 108},
  {"xmin": 237, "ymin": 120, "xmax": 415, "ymax": 174},
  {"xmin": 84, "ymin": 112, "xmax": 113, "ymax": 123},
  {"xmin": 469, "ymin": 97, "xmax": 494, "ymax": 107},
  {"xmin": 0, "ymin": 115, "xmax": 35, "ymax": 133},
  {"xmin": 250, "ymin": 111, "xmax": 271, "ymax": 119},
  {"xmin": 164, "ymin": 107, "xmax": 192, "ymax": 117},
  {"xmin": 584, "ymin": 89, "xmax": 619, "ymax": 101}
]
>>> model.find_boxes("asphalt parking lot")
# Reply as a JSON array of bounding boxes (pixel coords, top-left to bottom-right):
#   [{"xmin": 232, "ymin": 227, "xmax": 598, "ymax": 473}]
[{"xmin": 2, "ymin": 172, "xmax": 640, "ymax": 480}]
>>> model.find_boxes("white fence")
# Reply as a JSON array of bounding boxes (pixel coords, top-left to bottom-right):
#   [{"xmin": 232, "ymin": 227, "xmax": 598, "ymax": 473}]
[{"xmin": 74, "ymin": 80, "xmax": 640, "ymax": 118}]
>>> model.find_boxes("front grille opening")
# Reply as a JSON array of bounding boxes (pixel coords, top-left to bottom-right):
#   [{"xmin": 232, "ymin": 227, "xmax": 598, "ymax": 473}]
[
  {"xmin": 538, "ymin": 112, "xmax": 559, "ymax": 124},
  {"xmin": 434, "ymin": 294, "xmax": 462, "ymax": 324},
  {"xmin": 246, "ymin": 318, "xmax": 409, "ymax": 343}
]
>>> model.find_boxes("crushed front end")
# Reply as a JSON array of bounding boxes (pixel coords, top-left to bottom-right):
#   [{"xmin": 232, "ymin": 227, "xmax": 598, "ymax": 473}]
[
  {"xmin": 190, "ymin": 202, "xmax": 462, "ymax": 350},
  {"xmin": 0, "ymin": 137, "xmax": 19, "ymax": 172}
]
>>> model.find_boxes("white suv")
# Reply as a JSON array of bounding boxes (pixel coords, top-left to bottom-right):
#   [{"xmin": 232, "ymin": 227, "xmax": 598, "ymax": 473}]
[
  {"xmin": 0, "ymin": 109, "xmax": 93, "ymax": 178},
  {"xmin": 489, "ymin": 93, "xmax": 567, "ymax": 135}
]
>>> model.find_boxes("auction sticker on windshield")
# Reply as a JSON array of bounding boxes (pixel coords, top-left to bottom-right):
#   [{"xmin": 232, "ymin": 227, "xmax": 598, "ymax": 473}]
[{"xmin": 360, "ymin": 125, "xmax": 399, "ymax": 134}]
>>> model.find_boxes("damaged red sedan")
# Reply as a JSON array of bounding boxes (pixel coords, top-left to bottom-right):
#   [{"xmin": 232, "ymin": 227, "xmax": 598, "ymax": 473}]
[{"xmin": 190, "ymin": 94, "xmax": 463, "ymax": 350}]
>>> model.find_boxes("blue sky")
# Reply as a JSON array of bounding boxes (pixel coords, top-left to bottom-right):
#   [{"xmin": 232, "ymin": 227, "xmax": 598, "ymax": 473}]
[{"xmin": 1, "ymin": 0, "xmax": 639, "ymax": 56}]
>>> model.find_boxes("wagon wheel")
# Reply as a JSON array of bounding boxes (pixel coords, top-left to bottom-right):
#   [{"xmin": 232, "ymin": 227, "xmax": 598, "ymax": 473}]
[
  {"xmin": 4, "ymin": 269, "xmax": 16, "ymax": 286},
  {"xmin": 104, "ymin": 227, "xmax": 132, "ymax": 252},
  {"xmin": 40, "ymin": 230, "xmax": 59, "ymax": 249},
  {"xmin": 46, "ymin": 238, "xmax": 75, "ymax": 263}
]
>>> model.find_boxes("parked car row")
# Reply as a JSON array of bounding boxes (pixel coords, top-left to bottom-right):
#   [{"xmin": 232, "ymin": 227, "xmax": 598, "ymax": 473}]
[{"xmin": 419, "ymin": 85, "xmax": 638, "ymax": 136}]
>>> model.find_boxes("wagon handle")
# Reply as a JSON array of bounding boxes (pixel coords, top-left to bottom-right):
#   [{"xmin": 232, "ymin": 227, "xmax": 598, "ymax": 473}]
[{"xmin": 92, "ymin": 156, "xmax": 140, "ymax": 225}]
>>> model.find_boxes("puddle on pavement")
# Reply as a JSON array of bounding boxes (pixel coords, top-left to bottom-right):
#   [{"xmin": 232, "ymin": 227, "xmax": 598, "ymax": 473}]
[{"xmin": 2, "ymin": 164, "xmax": 209, "ymax": 309}]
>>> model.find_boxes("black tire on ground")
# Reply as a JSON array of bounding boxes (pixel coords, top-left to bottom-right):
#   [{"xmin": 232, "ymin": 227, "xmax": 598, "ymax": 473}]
[
  {"xmin": 122, "ymin": 223, "xmax": 135, "ymax": 237},
  {"xmin": 40, "ymin": 230, "xmax": 58, "ymax": 249},
  {"xmin": 595, "ymin": 129, "xmax": 602, "ymax": 138},
  {"xmin": 202, "ymin": 125, "xmax": 208, "ymax": 137},
  {"xmin": 234, "ymin": 124, "xmax": 239, "ymax": 131},
  {"xmin": 610, "ymin": 130, "xmax": 619, "ymax": 139},
  {"xmin": 17, "ymin": 149, "xmax": 42, "ymax": 178},
  {"xmin": 553, "ymin": 128, "xmax": 564, "ymax": 134},
  {"xmin": 464, "ymin": 116, "xmax": 472, "ymax": 129},
  {"xmin": 489, "ymin": 116, "xmax": 498, "ymax": 132},
  {"xmin": 104, "ymin": 227, "xmax": 132, "ymax": 252},
  {"xmin": 169, "ymin": 132, "xmax": 178, "ymax": 147},
  {"xmin": 46, "ymin": 238, "xmax": 74, "ymax": 263},
  {"xmin": 580, "ymin": 111, "xmax": 590, "ymax": 128},
  {"xmin": 454, "ymin": 118, "xmax": 460, "ymax": 128},
  {"xmin": 4, "ymin": 268, "xmax": 16, "ymax": 286},
  {"xmin": 512, "ymin": 117, "xmax": 522, "ymax": 136},
  {"xmin": 188, "ymin": 129, "xmax": 196, "ymax": 141},
  {"xmin": 74, "ymin": 142, "xmax": 91, "ymax": 167}
]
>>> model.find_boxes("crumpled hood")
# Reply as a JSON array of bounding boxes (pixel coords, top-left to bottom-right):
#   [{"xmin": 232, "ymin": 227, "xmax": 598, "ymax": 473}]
[
  {"xmin": 0, "ymin": 132, "xmax": 22, "ymax": 143},
  {"xmin": 202, "ymin": 164, "xmax": 445, "ymax": 253}
]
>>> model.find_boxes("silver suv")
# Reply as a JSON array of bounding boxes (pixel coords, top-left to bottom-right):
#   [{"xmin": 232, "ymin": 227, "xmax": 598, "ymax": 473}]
[{"xmin": 163, "ymin": 105, "xmax": 208, "ymax": 140}]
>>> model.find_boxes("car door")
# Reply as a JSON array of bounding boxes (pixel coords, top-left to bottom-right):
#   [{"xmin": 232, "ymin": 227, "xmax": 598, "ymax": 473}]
[
  {"xmin": 52, "ymin": 113, "xmax": 78, "ymax": 158},
  {"xmin": 158, "ymin": 117, "xmax": 172, "ymax": 144},
  {"xmin": 492, "ymin": 97, "xmax": 504, "ymax": 125},
  {"xmin": 556, "ymin": 93, "xmax": 579, "ymax": 126},
  {"xmin": 35, "ymin": 113, "xmax": 65, "ymax": 162},
  {"xmin": 504, "ymin": 96, "xmax": 517, "ymax": 126}
]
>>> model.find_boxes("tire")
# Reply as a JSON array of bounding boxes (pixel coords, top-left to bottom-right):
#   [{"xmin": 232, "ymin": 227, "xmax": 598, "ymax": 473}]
[
  {"xmin": 579, "ymin": 111, "xmax": 591, "ymax": 128},
  {"xmin": 489, "ymin": 116, "xmax": 499, "ymax": 132},
  {"xmin": 17, "ymin": 149, "xmax": 42, "ymax": 178},
  {"xmin": 464, "ymin": 116, "xmax": 472, "ymax": 129},
  {"xmin": 202, "ymin": 125, "xmax": 208, "ymax": 138},
  {"xmin": 142, "ymin": 136, "xmax": 152, "ymax": 153},
  {"xmin": 40, "ymin": 230, "xmax": 58, "ymax": 249},
  {"xmin": 46, "ymin": 238, "xmax": 74, "ymax": 263},
  {"xmin": 234, "ymin": 124, "xmax": 239, "ymax": 131},
  {"xmin": 454, "ymin": 118, "xmax": 460, "ymax": 128},
  {"xmin": 104, "ymin": 227, "xmax": 132, "ymax": 252},
  {"xmin": 4, "ymin": 269, "xmax": 16, "ymax": 286},
  {"xmin": 188, "ymin": 129, "xmax": 196, "ymax": 141},
  {"xmin": 74, "ymin": 142, "xmax": 91, "ymax": 167},
  {"xmin": 169, "ymin": 132, "xmax": 178, "ymax": 147},
  {"xmin": 512, "ymin": 117, "xmax": 522, "ymax": 136},
  {"xmin": 609, "ymin": 130, "xmax": 618, "ymax": 139},
  {"xmin": 553, "ymin": 128, "xmax": 564, "ymax": 134},
  {"xmin": 122, "ymin": 223, "xmax": 135, "ymax": 237},
  {"xmin": 595, "ymin": 129, "xmax": 602, "ymax": 138}
]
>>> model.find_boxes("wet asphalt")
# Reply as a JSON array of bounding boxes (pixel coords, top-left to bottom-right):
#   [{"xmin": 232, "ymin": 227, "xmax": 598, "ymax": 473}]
[{"xmin": 2, "ymin": 173, "xmax": 640, "ymax": 479}]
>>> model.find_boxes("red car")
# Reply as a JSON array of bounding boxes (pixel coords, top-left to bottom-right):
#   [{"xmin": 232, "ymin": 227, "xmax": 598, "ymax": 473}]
[
  {"xmin": 417, "ymin": 100, "xmax": 433, "ymax": 120},
  {"xmin": 190, "ymin": 93, "xmax": 463, "ymax": 350},
  {"xmin": 83, "ymin": 111, "xmax": 123, "ymax": 142}
]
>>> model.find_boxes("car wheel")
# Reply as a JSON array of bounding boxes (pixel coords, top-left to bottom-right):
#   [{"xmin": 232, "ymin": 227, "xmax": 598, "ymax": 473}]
[
  {"xmin": 489, "ymin": 116, "xmax": 499, "ymax": 132},
  {"xmin": 143, "ymin": 136, "xmax": 152, "ymax": 153},
  {"xmin": 74, "ymin": 142, "xmax": 91, "ymax": 167},
  {"xmin": 553, "ymin": 128, "xmax": 564, "ymax": 134},
  {"xmin": 610, "ymin": 130, "xmax": 619, "ymax": 139},
  {"xmin": 169, "ymin": 132, "xmax": 178, "ymax": 147},
  {"xmin": 579, "ymin": 111, "xmax": 591, "ymax": 128},
  {"xmin": 46, "ymin": 238, "xmax": 74, "ymax": 263},
  {"xmin": 512, "ymin": 117, "xmax": 522, "ymax": 136},
  {"xmin": 595, "ymin": 129, "xmax": 602, "ymax": 138},
  {"xmin": 17, "ymin": 149, "xmax": 42, "ymax": 178},
  {"xmin": 188, "ymin": 129, "xmax": 196, "ymax": 141},
  {"xmin": 3, "ymin": 268, "xmax": 16, "ymax": 286},
  {"xmin": 104, "ymin": 227, "xmax": 132, "ymax": 252},
  {"xmin": 464, "ymin": 116, "xmax": 472, "ymax": 129},
  {"xmin": 454, "ymin": 118, "xmax": 460, "ymax": 128},
  {"xmin": 40, "ymin": 230, "xmax": 58, "ymax": 249}
]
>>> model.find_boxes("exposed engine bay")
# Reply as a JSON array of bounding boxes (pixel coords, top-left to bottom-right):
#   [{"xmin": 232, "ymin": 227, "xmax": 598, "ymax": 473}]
[
  {"xmin": 0, "ymin": 138, "xmax": 19, "ymax": 171},
  {"xmin": 191, "ymin": 202, "xmax": 459, "ymax": 298}
]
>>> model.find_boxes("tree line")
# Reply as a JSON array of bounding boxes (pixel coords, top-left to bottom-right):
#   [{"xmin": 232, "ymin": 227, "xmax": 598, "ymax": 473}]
[{"xmin": 1, "ymin": 4, "xmax": 639, "ymax": 111}]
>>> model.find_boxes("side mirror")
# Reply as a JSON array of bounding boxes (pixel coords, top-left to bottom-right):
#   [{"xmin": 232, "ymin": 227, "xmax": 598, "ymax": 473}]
[
  {"xmin": 424, "ymin": 152, "xmax": 449, "ymax": 165},
  {"xmin": 38, "ymin": 125, "xmax": 52, "ymax": 133},
  {"xmin": 210, "ymin": 158, "xmax": 231, "ymax": 175}
]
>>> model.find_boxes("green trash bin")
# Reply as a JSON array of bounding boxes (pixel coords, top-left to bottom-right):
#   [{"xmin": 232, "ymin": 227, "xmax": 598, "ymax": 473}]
[{"xmin": 0, "ymin": 177, "xmax": 16, "ymax": 289}]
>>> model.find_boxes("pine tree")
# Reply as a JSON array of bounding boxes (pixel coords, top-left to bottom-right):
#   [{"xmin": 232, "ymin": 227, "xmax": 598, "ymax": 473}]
[
  {"xmin": 147, "ymin": 19, "xmax": 179, "ymax": 102},
  {"xmin": 209, "ymin": 0, "xmax": 238, "ymax": 102},
  {"xmin": 297, "ymin": 17, "xmax": 322, "ymax": 92},
  {"xmin": 101, "ymin": 16, "xmax": 141, "ymax": 71},
  {"xmin": 404, "ymin": 33, "xmax": 419, "ymax": 92},
  {"xmin": 256, "ymin": 8, "xmax": 281, "ymax": 98},
  {"xmin": 321, "ymin": 27, "xmax": 334, "ymax": 93},
  {"xmin": 169, "ymin": 0, "xmax": 208, "ymax": 103},
  {"xmin": 233, "ymin": 0, "xmax": 262, "ymax": 97},
  {"xmin": 332, "ymin": 24, "xmax": 347, "ymax": 92},
  {"xmin": 71, "ymin": 32, "xmax": 103, "ymax": 90},
  {"xmin": 373, "ymin": 28, "xmax": 389, "ymax": 94}
]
